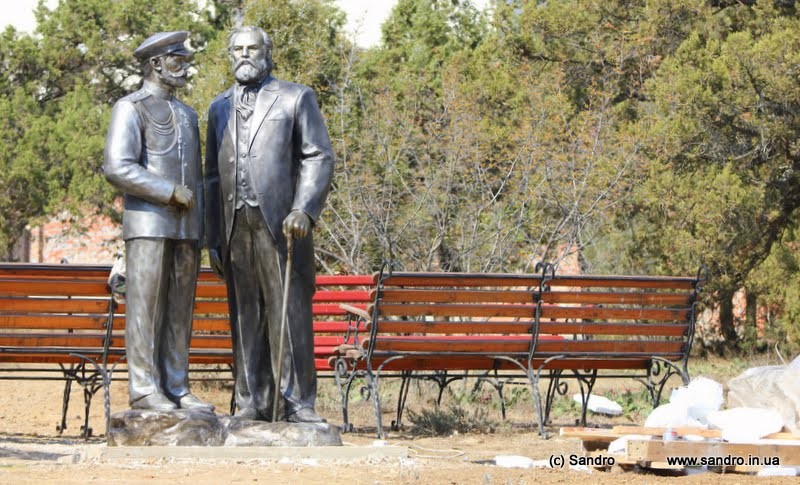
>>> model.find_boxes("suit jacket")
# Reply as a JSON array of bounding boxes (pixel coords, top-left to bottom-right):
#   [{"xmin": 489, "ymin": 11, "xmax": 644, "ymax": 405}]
[
  {"xmin": 204, "ymin": 76, "xmax": 334, "ymax": 256},
  {"xmin": 104, "ymin": 80, "xmax": 203, "ymax": 241}
]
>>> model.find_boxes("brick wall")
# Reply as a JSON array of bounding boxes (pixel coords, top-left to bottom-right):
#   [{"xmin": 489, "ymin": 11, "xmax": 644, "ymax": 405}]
[{"xmin": 26, "ymin": 204, "xmax": 123, "ymax": 264}]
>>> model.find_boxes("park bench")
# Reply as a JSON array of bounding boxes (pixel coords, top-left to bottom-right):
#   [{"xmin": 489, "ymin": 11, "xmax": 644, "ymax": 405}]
[
  {"xmin": 334, "ymin": 263, "xmax": 704, "ymax": 437},
  {"xmin": 0, "ymin": 263, "xmax": 371, "ymax": 437}
]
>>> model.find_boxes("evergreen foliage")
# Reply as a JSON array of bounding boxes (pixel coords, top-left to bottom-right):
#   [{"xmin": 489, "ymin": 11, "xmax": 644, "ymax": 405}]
[{"xmin": 1, "ymin": 0, "xmax": 799, "ymax": 351}]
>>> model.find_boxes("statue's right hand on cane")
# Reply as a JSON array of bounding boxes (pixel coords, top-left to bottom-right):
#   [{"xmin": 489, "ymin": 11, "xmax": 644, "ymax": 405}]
[{"xmin": 282, "ymin": 210, "xmax": 311, "ymax": 239}]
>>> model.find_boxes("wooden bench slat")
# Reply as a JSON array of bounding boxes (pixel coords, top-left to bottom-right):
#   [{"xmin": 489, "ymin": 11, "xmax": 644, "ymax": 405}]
[
  {"xmin": 0, "ymin": 334, "xmax": 108, "ymax": 347},
  {"xmin": 194, "ymin": 285, "xmax": 228, "ymax": 298},
  {"xmin": 0, "ymin": 264, "xmax": 111, "ymax": 279},
  {"xmin": 373, "ymin": 320, "xmax": 537, "ymax": 334},
  {"xmin": 315, "ymin": 275, "xmax": 374, "ymax": 286},
  {"xmin": 0, "ymin": 314, "xmax": 109, "ymax": 330},
  {"xmin": 0, "ymin": 297, "xmax": 111, "ymax": 313},
  {"xmin": 377, "ymin": 288, "xmax": 537, "ymax": 304},
  {"xmin": 0, "ymin": 352, "xmax": 107, "ymax": 364},
  {"xmin": 370, "ymin": 320, "xmax": 690, "ymax": 337},
  {"xmin": 538, "ymin": 322, "xmax": 689, "ymax": 337},
  {"xmin": 312, "ymin": 321, "xmax": 365, "ymax": 332},
  {"xmin": 0, "ymin": 280, "xmax": 110, "ymax": 297},
  {"xmin": 381, "ymin": 273, "xmax": 543, "ymax": 287},
  {"xmin": 313, "ymin": 290, "xmax": 371, "ymax": 302},
  {"xmin": 548, "ymin": 275, "xmax": 696, "ymax": 289},
  {"xmin": 369, "ymin": 337, "xmax": 533, "ymax": 353},
  {"xmin": 367, "ymin": 337, "xmax": 684, "ymax": 355},
  {"xmin": 539, "ymin": 291, "xmax": 693, "ymax": 306},
  {"xmin": 535, "ymin": 340, "xmax": 684, "ymax": 354},
  {"xmin": 378, "ymin": 288, "xmax": 694, "ymax": 306},
  {"xmin": 378, "ymin": 302, "xmax": 537, "ymax": 318},
  {"xmin": 538, "ymin": 306, "xmax": 691, "ymax": 321}
]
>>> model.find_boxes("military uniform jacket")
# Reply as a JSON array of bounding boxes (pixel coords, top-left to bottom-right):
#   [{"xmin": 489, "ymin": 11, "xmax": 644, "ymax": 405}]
[
  {"xmin": 104, "ymin": 80, "xmax": 203, "ymax": 241},
  {"xmin": 204, "ymin": 75, "xmax": 334, "ymax": 255}
]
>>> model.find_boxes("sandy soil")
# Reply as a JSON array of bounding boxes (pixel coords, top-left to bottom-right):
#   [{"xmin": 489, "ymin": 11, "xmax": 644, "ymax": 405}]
[{"xmin": 0, "ymin": 374, "xmax": 795, "ymax": 484}]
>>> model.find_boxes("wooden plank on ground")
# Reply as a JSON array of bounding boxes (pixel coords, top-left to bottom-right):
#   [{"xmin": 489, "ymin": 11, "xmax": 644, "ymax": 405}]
[
  {"xmin": 613, "ymin": 426, "xmax": 800, "ymax": 441},
  {"xmin": 561, "ymin": 426, "xmax": 800, "ymax": 442},
  {"xmin": 626, "ymin": 439, "xmax": 800, "ymax": 466}
]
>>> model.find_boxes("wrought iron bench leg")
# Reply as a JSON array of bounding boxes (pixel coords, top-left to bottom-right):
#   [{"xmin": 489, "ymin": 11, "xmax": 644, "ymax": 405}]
[
  {"xmin": 81, "ymin": 387, "xmax": 94, "ymax": 438},
  {"xmin": 392, "ymin": 370, "xmax": 413, "ymax": 431},
  {"xmin": 57, "ymin": 374, "xmax": 73, "ymax": 434},
  {"xmin": 333, "ymin": 356, "xmax": 361, "ymax": 433},
  {"xmin": 544, "ymin": 369, "xmax": 564, "ymax": 426},
  {"xmin": 532, "ymin": 368, "xmax": 547, "ymax": 438},
  {"xmin": 573, "ymin": 369, "xmax": 598, "ymax": 427},
  {"xmin": 496, "ymin": 375, "xmax": 507, "ymax": 420},
  {"xmin": 366, "ymin": 367, "xmax": 384, "ymax": 438}
]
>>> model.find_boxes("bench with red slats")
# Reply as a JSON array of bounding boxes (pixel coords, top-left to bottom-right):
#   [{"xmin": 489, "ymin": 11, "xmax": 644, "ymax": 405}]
[
  {"xmin": 0, "ymin": 263, "xmax": 371, "ymax": 437},
  {"xmin": 108, "ymin": 271, "xmax": 373, "ymax": 373},
  {"xmin": 335, "ymin": 264, "xmax": 703, "ymax": 437}
]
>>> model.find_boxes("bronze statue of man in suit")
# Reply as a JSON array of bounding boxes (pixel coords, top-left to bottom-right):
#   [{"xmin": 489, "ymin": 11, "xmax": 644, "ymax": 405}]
[
  {"xmin": 205, "ymin": 26, "xmax": 334, "ymax": 422},
  {"xmin": 104, "ymin": 31, "xmax": 213, "ymax": 412}
]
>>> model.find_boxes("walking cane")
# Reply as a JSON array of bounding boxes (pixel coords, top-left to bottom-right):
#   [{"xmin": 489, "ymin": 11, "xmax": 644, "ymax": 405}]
[{"xmin": 272, "ymin": 234, "xmax": 294, "ymax": 422}]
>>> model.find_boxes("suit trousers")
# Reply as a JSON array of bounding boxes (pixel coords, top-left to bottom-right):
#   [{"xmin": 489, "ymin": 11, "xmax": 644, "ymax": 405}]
[
  {"xmin": 125, "ymin": 237, "xmax": 199, "ymax": 404},
  {"xmin": 226, "ymin": 205, "xmax": 317, "ymax": 418}
]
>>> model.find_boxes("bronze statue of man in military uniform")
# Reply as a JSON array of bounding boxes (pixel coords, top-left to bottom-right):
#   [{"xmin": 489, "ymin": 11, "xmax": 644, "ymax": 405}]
[{"xmin": 104, "ymin": 31, "xmax": 213, "ymax": 413}]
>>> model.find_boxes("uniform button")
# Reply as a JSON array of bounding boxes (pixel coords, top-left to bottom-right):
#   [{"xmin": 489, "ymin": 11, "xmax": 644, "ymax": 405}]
[{"xmin": 227, "ymin": 194, "xmax": 233, "ymax": 201}]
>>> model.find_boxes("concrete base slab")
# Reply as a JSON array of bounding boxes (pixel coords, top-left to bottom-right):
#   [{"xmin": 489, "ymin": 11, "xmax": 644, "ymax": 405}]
[{"xmin": 77, "ymin": 445, "xmax": 408, "ymax": 462}]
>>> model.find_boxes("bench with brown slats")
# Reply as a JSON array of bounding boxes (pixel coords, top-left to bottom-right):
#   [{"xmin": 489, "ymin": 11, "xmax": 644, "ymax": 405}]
[
  {"xmin": 0, "ymin": 264, "xmax": 115, "ymax": 438},
  {"xmin": 0, "ymin": 263, "xmax": 372, "ymax": 438},
  {"xmin": 335, "ymin": 264, "xmax": 703, "ymax": 437}
]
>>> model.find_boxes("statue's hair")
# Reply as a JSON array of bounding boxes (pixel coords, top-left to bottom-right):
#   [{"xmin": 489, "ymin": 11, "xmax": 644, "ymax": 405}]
[{"xmin": 228, "ymin": 26, "xmax": 273, "ymax": 52}]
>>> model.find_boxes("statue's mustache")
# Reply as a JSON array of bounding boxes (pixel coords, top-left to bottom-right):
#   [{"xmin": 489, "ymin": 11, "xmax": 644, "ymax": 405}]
[{"xmin": 236, "ymin": 60, "xmax": 258, "ymax": 69}]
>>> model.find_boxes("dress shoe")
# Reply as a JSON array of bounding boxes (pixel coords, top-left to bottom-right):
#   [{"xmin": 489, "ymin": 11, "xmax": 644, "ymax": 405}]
[
  {"xmin": 233, "ymin": 407, "xmax": 260, "ymax": 420},
  {"xmin": 286, "ymin": 408, "xmax": 326, "ymax": 423},
  {"xmin": 131, "ymin": 393, "xmax": 177, "ymax": 411},
  {"xmin": 178, "ymin": 393, "xmax": 215, "ymax": 412}
]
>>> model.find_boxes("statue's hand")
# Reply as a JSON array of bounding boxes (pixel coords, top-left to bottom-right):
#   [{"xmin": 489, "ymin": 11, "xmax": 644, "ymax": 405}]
[
  {"xmin": 282, "ymin": 210, "xmax": 311, "ymax": 239},
  {"xmin": 209, "ymin": 247, "xmax": 224, "ymax": 279},
  {"xmin": 170, "ymin": 185, "xmax": 194, "ymax": 209}
]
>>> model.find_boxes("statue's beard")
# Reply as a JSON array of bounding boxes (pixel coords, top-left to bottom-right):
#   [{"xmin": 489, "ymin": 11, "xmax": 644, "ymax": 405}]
[
  {"xmin": 158, "ymin": 68, "xmax": 187, "ymax": 88},
  {"xmin": 234, "ymin": 58, "xmax": 269, "ymax": 84}
]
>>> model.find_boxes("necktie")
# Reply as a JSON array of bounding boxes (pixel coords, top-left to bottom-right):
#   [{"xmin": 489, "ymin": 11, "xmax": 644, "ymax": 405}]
[{"xmin": 237, "ymin": 85, "xmax": 257, "ymax": 120}]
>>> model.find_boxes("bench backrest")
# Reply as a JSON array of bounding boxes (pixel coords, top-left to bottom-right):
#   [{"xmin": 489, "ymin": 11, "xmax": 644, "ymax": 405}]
[
  {"xmin": 358, "ymin": 269, "xmax": 701, "ymax": 372},
  {"xmin": 533, "ymin": 274, "xmax": 700, "ymax": 367},
  {"xmin": 361, "ymin": 271, "xmax": 551, "ymax": 372},
  {"xmin": 0, "ymin": 265, "xmax": 114, "ymax": 365},
  {"xmin": 0, "ymin": 264, "xmax": 372, "ymax": 372}
]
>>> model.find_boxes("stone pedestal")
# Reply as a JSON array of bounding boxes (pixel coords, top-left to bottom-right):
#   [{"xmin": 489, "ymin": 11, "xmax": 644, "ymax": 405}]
[{"xmin": 108, "ymin": 410, "xmax": 342, "ymax": 447}]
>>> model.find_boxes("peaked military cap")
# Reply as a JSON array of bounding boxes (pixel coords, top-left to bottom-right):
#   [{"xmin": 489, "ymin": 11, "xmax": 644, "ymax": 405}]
[{"xmin": 133, "ymin": 31, "xmax": 191, "ymax": 61}]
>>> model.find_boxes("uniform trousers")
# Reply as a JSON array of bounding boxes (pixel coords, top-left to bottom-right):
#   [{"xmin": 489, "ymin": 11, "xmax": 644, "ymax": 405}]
[{"xmin": 125, "ymin": 237, "xmax": 199, "ymax": 404}]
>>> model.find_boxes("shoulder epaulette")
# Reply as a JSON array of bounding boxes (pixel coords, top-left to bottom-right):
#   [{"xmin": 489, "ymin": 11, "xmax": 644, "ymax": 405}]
[{"xmin": 120, "ymin": 89, "xmax": 152, "ymax": 104}]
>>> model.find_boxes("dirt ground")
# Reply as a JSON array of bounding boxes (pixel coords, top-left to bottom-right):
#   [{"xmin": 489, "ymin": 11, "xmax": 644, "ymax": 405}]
[{"xmin": 0, "ymin": 370, "xmax": 796, "ymax": 484}]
